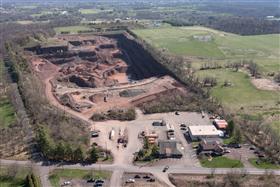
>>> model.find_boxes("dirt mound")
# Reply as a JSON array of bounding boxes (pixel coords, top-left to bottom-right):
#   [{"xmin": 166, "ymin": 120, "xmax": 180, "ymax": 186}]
[{"xmin": 251, "ymin": 78, "xmax": 280, "ymax": 91}]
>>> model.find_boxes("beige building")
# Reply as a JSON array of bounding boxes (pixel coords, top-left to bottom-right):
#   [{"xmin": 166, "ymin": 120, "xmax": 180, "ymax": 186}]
[{"xmin": 188, "ymin": 125, "xmax": 220, "ymax": 141}]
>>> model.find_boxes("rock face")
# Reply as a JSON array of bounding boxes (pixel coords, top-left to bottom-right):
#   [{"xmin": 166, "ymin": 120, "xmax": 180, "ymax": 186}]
[
  {"xmin": 104, "ymin": 33, "xmax": 170, "ymax": 80},
  {"xmin": 69, "ymin": 75, "xmax": 97, "ymax": 88}
]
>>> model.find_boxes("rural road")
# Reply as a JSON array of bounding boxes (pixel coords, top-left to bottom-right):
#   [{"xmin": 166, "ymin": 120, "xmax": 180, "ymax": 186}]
[{"xmin": 1, "ymin": 159, "xmax": 280, "ymax": 187}]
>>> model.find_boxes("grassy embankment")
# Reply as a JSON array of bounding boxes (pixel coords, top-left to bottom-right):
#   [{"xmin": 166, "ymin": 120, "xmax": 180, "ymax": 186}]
[
  {"xmin": 249, "ymin": 158, "xmax": 280, "ymax": 169},
  {"xmin": 0, "ymin": 61, "xmax": 15, "ymax": 129}
]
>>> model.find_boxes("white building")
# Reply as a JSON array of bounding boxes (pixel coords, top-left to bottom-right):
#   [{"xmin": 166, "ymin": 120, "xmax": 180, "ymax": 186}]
[{"xmin": 188, "ymin": 125, "xmax": 220, "ymax": 141}]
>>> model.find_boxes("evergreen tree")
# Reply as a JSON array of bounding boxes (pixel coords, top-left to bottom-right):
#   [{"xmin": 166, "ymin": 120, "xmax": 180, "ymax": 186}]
[
  {"xmin": 31, "ymin": 173, "xmax": 40, "ymax": 187},
  {"xmin": 26, "ymin": 174, "xmax": 34, "ymax": 187},
  {"xmin": 226, "ymin": 120, "xmax": 235, "ymax": 136},
  {"xmin": 151, "ymin": 145, "xmax": 159, "ymax": 158},
  {"xmin": 88, "ymin": 146, "xmax": 99, "ymax": 163},
  {"xmin": 55, "ymin": 142, "xmax": 65, "ymax": 160},
  {"xmin": 73, "ymin": 146, "xmax": 84, "ymax": 162},
  {"xmin": 233, "ymin": 126, "xmax": 243, "ymax": 143},
  {"xmin": 64, "ymin": 144, "xmax": 73, "ymax": 161}
]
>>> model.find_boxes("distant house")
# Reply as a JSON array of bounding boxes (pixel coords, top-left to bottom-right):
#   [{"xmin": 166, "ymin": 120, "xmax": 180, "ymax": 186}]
[
  {"xmin": 213, "ymin": 119, "xmax": 228, "ymax": 130},
  {"xmin": 158, "ymin": 140, "xmax": 182, "ymax": 159},
  {"xmin": 197, "ymin": 138, "xmax": 224, "ymax": 155},
  {"xmin": 188, "ymin": 125, "xmax": 220, "ymax": 141}
]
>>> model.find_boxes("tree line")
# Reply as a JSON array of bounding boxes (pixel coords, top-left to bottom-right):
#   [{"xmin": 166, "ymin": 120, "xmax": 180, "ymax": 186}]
[
  {"xmin": 37, "ymin": 126, "xmax": 99, "ymax": 163},
  {"xmin": 163, "ymin": 16, "xmax": 280, "ymax": 35}
]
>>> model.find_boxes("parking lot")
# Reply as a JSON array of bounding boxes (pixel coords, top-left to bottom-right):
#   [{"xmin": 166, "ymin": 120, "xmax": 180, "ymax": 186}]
[
  {"xmin": 59, "ymin": 177, "xmax": 109, "ymax": 187},
  {"xmin": 122, "ymin": 172, "xmax": 168, "ymax": 187},
  {"xmin": 90, "ymin": 111, "xmax": 215, "ymax": 167}
]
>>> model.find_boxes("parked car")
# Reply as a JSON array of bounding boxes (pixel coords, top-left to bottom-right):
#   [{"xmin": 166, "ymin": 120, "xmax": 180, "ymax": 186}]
[
  {"xmin": 134, "ymin": 175, "xmax": 141, "ymax": 179},
  {"xmin": 249, "ymin": 147, "xmax": 256, "ymax": 150},
  {"xmin": 87, "ymin": 178, "xmax": 95, "ymax": 183},
  {"xmin": 91, "ymin": 132, "xmax": 99, "ymax": 138},
  {"xmin": 211, "ymin": 152, "xmax": 223, "ymax": 157},
  {"xmin": 180, "ymin": 124, "xmax": 187, "ymax": 127},
  {"xmin": 180, "ymin": 127, "xmax": 187, "ymax": 131},
  {"xmin": 147, "ymin": 178, "xmax": 156, "ymax": 182},
  {"xmin": 254, "ymin": 150, "xmax": 260, "ymax": 155},
  {"xmin": 152, "ymin": 121, "xmax": 165, "ymax": 126},
  {"xmin": 162, "ymin": 165, "xmax": 169, "ymax": 172},
  {"xmin": 258, "ymin": 154, "xmax": 265, "ymax": 158},
  {"xmin": 94, "ymin": 183, "xmax": 103, "ymax": 187},
  {"xmin": 126, "ymin": 179, "xmax": 135, "ymax": 183},
  {"xmin": 227, "ymin": 143, "xmax": 241, "ymax": 148},
  {"xmin": 62, "ymin": 181, "xmax": 71, "ymax": 186},
  {"xmin": 143, "ymin": 175, "xmax": 151, "ymax": 179},
  {"xmin": 224, "ymin": 150, "xmax": 231, "ymax": 153},
  {"xmin": 95, "ymin": 179, "xmax": 104, "ymax": 184}
]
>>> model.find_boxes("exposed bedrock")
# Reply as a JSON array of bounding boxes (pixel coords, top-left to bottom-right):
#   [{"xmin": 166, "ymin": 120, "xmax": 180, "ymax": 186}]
[
  {"xmin": 104, "ymin": 33, "xmax": 170, "ymax": 80},
  {"xmin": 69, "ymin": 75, "xmax": 97, "ymax": 88}
]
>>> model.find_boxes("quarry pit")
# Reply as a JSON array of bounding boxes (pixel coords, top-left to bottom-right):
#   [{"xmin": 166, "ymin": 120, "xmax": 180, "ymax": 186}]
[{"xmin": 25, "ymin": 32, "xmax": 188, "ymax": 118}]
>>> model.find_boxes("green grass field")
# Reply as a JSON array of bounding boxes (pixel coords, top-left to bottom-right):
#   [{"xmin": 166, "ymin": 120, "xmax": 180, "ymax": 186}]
[
  {"xmin": 49, "ymin": 169, "xmax": 111, "ymax": 187},
  {"xmin": 196, "ymin": 69, "xmax": 279, "ymax": 112},
  {"xmin": 249, "ymin": 158, "xmax": 280, "ymax": 169},
  {"xmin": 271, "ymin": 121, "xmax": 280, "ymax": 135},
  {"xmin": 79, "ymin": 8, "xmax": 113, "ymax": 14},
  {"xmin": 31, "ymin": 11, "xmax": 53, "ymax": 18},
  {"xmin": 200, "ymin": 156, "xmax": 244, "ymax": 168},
  {"xmin": 0, "ymin": 166, "xmax": 30, "ymax": 187},
  {"xmin": 54, "ymin": 25, "xmax": 92, "ymax": 34},
  {"xmin": 0, "ymin": 97, "xmax": 15, "ymax": 128},
  {"xmin": 133, "ymin": 26, "xmax": 280, "ymax": 73}
]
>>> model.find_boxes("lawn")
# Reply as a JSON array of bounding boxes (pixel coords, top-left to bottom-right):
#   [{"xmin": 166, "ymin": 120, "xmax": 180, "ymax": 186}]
[
  {"xmin": 249, "ymin": 158, "xmax": 280, "ymax": 169},
  {"xmin": 133, "ymin": 26, "xmax": 280, "ymax": 72},
  {"xmin": 200, "ymin": 156, "xmax": 244, "ymax": 168},
  {"xmin": 0, "ymin": 97, "xmax": 15, "ymax": 128},
  {"xmin": 0, "ymin": 166, "xmax": 30, "ymax": 187},
  {"xmin": 49, "ymin": 169, "xmax": 111, "ymax": 187},
  {"xmin": 196, "ymin": 69, "xmax": 279, "ymax": 112},
  {"xmin": 54, "ymin": 25, "xmax": 92, "ymax": 34},
  {"xmin": 271, "ymin": 121, "xmax": 280, "ymax": 135}
]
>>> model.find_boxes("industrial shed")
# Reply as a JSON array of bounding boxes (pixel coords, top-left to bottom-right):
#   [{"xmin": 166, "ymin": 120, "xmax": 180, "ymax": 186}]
[{"xmin": 188, "ymin": 125, "xmax": 220, "ymax": 141}]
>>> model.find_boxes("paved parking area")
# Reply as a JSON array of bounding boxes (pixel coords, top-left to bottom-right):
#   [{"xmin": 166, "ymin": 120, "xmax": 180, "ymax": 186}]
[
  {"xmin": 122, "ymin": 172, "xmax": 168, "ymax": 187},
  {"xmin": 90, "ymin": 111, "xmax": 211, "ymax": 167}
]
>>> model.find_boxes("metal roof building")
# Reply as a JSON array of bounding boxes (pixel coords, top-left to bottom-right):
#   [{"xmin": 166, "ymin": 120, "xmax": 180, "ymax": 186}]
[{"xmin": 188, "ymin": 125, "xmax": 220, "ymax": 141}]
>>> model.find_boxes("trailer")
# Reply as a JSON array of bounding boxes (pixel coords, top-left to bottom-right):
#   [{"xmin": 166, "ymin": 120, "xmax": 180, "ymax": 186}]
[{"xmin": 109, "ymin": 129, "xmax": 115, "ymax": 140}]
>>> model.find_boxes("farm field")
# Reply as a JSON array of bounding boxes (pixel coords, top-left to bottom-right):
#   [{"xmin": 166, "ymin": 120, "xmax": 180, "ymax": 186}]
[
  {"xmin": 133, "ymin": 26, "xmax": 280, "ymax": 73},
  {"xmin": 79, "ymin": 8, "xmax": 113, "ymax": 14},
  {"xmin": 54, "ymin": 25, "xmax": 92, "ymax": 34},
  {"xmin": 195, "ymin": 69, "xmax": 279, "ymax": 112}
]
